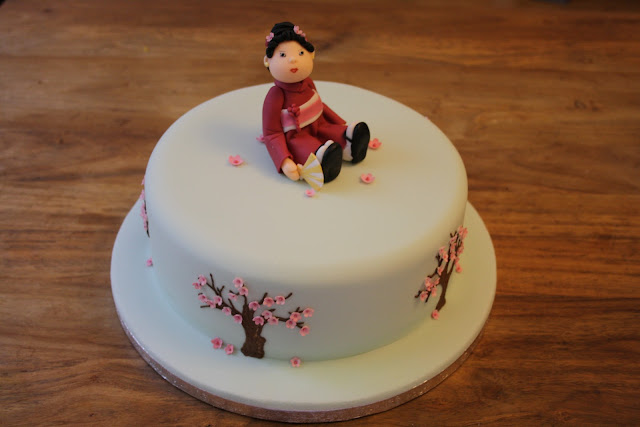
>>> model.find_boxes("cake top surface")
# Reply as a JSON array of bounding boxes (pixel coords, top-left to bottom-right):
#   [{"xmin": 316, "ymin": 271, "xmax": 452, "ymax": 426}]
[{"xmin": 145, "ymin": 82, "xmax": 467, "ymax": 286}]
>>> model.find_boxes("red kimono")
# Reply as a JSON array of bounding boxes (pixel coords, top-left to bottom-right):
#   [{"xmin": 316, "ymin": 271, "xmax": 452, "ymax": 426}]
[{"xmin": 262, "ymin": 78, "xmax": 348, "ymax": 171}]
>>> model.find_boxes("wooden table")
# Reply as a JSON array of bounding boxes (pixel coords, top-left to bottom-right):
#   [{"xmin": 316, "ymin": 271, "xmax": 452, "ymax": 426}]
[{"xmin": 2, "ymin": 0, "xmax": 638, "ymax": 425}]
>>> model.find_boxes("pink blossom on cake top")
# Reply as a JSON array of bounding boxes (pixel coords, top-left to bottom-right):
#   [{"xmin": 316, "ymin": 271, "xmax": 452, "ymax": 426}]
[
  {"xmin": 286, "ymin": 319, "xmax": 296, "ymax": 329},
  {"xmin": 225, "ymin": 344, "xmax": 234, "ymax": 355},
  {"xmin": 198, "ymin": 294, "xmax": 207, "ymax": 302},
  {"xmin": 303, "ymin": 308, "xmax": 314, "ymax": 318},
  {"xmin": 261, "ymin": 310, "xmax": 273, "ymax": 319},
  {"xmin": 369, "ymin": 138, "xmax": 382, "ymax": 149},
  {"xmin": 228, "ymin": 155, "xmax": 244, "ymax": 166},
  {"xmin": 300, "ymin": 325, "xmax": 310, "ymax": 336},
  {"xmin": 211, "ymin": 337, "xmax": 223, "ymax": 350},
  {"xmin": 253, "ymin": 316, "xmax": 265, "ymax": 326},
  {"xmin": 239, "ymin": 286, "xmax": 249, "ymax": 296},
  {"xmin": 145, "ymin": 257, "xmax": 153, "ymax": 267},
  {"xmin": 211, "ymin": 295, "xmax": 223, "ymax": 307},
  {"xmin": 420, "ymin": 291, "xmax": 429, "ymax": 302},
  {"xmin": 275, "ymin": 295, "xmax": 286, "ymax": 305},
  {"xmin": 268, "ymin": 317, "xmax": 279, "ymax": 325},
  {"xmin": 360, "ymin": 173, "xmax": 375, "ymax": 184},
  {"xmin": 233, "ymin": 314, "xmax": 243, "ymax": 324},
  {"xmin": 305, "ymin": 188, "xmax": 315, "ymax": 198},
  {"xmin": 455, "ymin": 262, "xmax": 463, "ymax": 273},
  {"xmin": 262, "ymin": 296, "xmax": 274, "ymax": 307},
  {"xmin": 232, "ymin": 277, "xmax": 244, "ymax": 288},
  {"xmin": 431, "ymin": 309, "xmax": 440, "ymax": 320},
  {"xmin": 290, "ymin": 357, "xmax": 301, "ymax": 368},
  {"xmin": 289, "ymin": 312, "xmax": 302, "ymax": 322},
  {"xmin": 228, "ymin": 292, "xmax": 238, "ymax": 301},
  {"xmin": 249, "ymin": 301, "xmax": 260, "ymax": 311}
]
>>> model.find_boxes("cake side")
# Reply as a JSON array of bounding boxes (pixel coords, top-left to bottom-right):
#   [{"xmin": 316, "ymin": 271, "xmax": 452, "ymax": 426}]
[{"xmin": 144, "ymin": 82, "xmax": 468, "ymax": 361}]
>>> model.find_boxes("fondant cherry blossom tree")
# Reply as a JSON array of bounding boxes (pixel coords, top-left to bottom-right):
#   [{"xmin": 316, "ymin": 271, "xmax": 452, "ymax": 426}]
[
  {"xmin": 193, "ymin": 274, "xmax": 313, "ymax": 359},
  {"xmin": 415, "ymin": 226, "xmax": 468, "ymax": 318}
]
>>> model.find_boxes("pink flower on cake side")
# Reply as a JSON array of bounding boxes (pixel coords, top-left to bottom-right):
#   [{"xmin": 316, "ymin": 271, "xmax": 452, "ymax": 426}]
[
  {"xmin": 248, "ymin": 301, "xmax": 260, "ymax": 311},
  {"xmin": 198, "ymin": 294, "xmax": 208, "ymax": 303},
  {"xmin": 261, "ymin": 310, "xmax": 273, "ymax": 319},
  {"xmin": 300, "ymin": 326, "xmax": 310, "ymax": 337},
  {"xmin": 211, "ymin": 295, "xmax": 223, "ymax": 307},
  {"xmin": 233, "ymin": 314, "xmax": 243, "ymax": 324},
  {"xmin": 233, "ymin": 277, "xmax": 244, "ymax": 288},
  {"xmin": 262, "ymin": 297, "xmax": 274, "ymax": 307},
  {"xmin": 222, "ymin": 307, "xmax": 231, "ymax": 316},
  {"xmin": 289, "ymin": 312, "xmax": 302, "ymax": 322},
  {"xmin": 239, "ymin": 286, "xmax": 249, "ymax": 296},
  {"xmin": 286, "ymin": 319, "xmax": 296, "ymax": 329},
  {"xmin": 431, "ymin": 310, "xmax": 440, "ymax": 320},
  {"xmin": 228, "ymin": 292, "xmax": 238, "ymax": 301},
  {"xmin": 225, "ymin": 344, "xmax": 235, "ymax": 355},
  {"xmin": 268, "ymin": 317, "xmax": 279, "ymax": 326},
  {"xmin": 290, "ymin": 357, "xmax": 302, "ymax": 368},
  {"xmin": 303, "ymin": 308, "xmax": 314, "ymax": 318},
  {"xmin": 369, "ymin": 138, "xmax": 382, "ymax": 149},
  {"xmin": 228, "ymin": 155, "xmax": 244, "ymax": 166},
  {"xmin": 305, "ymin": 188, "xmax": 315, "ymax": 198},
  {"xmin": 145, "ymin": 257, "xmax": 153, "ymax": 267},
  {"xmin": 275, "ymin": 295, "xmax": 286, "ymax": 305},
  {"xmin": 253, "ymin": 316, "xmax": 265, "ymax": 326},
  {"xmin": 360, "ymin": 173, "xmax": 375, "ymax": 184},
  {"xmin": 211, "ymin": 337, "xmax": 223, "ymax": 350}
]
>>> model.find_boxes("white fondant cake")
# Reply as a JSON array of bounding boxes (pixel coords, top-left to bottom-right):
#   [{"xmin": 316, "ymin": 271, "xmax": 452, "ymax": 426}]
[{"xmin": 143, "ymin": 82, "xmax": 468, "ymax": 362}]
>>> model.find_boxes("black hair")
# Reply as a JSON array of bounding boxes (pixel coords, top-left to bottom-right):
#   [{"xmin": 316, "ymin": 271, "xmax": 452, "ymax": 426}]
[{"xmin": 265, "ymin": 22, "xmax": 315, "ymax": 58}]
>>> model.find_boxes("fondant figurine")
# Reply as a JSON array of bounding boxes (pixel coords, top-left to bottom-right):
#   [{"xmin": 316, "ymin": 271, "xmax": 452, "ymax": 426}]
[{"xmin": 262, "ymin": 22, "xmax": 370, "ymax": 184}]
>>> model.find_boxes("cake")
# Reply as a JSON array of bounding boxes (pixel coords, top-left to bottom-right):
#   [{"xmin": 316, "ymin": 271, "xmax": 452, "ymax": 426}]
[{"xmin": 140, "ymin": 81, "xmax": 468, "ymax": 363}]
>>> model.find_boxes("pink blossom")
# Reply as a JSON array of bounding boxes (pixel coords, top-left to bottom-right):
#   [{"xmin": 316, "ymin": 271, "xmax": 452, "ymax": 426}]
[
  {"xmin": 431, "ymin": 309, "xmax": 440, "ymax": 320},
  {"xmin": 233, "ymin": 314, "xmax": 243, "ymax": 324},
  {"xmin": 437, "ymin": 265, "xmax": 444, "ymax": 276},
  {"xmin": 305, "ymin": 189, "xmax": 315, "ymax": 198},
  {"xmin": 303, "ymin": 308, "xmax": 314, "ymax": 318},
  {"xmin": 198, "ymin": 275, "xmax": 207, "ymax": 286},
  {"xmin": 225, "ymin": 344, "xmax": 234, "ymax": 355},
  {"xmin": 253, "ymin": 316, "xmax": 265, "ymax": 326},
  {"xmin": 211, "ymin": 295, "xmax": 223, "ymax": 307},
  {"xmin": 368, "ymin": 138, "xmax": 382, "ymax": 149},
  {"xmin": 145, "ymin": 257, "xmax": 153, "ymax": 267},
  {"xmin": 455, "ymin": 262, "xmax": 463, "ymax": 273},
  {"xmin": 430, "ymin": 288, "xmax": 437, "ymax": 297},
  {"xmin": 222, "ymin": 307, "xmax": 231, "ymax": 316},
  {"xmin": 290, "ymin": 356, "xmax": 301, "ymax": 368},
  {"xmin": 275, "ymin": 295, "xmax": 286, "ymax": 305},
  {"xmin": 360, "ymin": 173, "xmax": 375, "ymax": 184},
  {"xmin": 211, "ymin": 337, "xmax": 223, "ymax": 350},
  {"xmin": 256, "ymin": 134, "xmax": 265, "ymax": 143},
  {"xmin": 232, "ymin": 277, "xmax": 244, "ymax": 288},
  {"xmin": 192, "ymin": 281, "xmax": 202, "ymax": 290},
  {"xmin": 289, "ymin": 312, "xmax": 302, "ymax": 322},
  {"xmin": 261, "ymin": 310, "xmax": 273, "ymax": 319},
  {"xmin": 268, "ymin": 317, "xmax": 279, "ymax": 325},
  {"xmin": 263, "ymin": 297, "xmax": 274, "ymax": 307},
  {"xmin": 198, "ymin": 294, "xmax": 208, "ymax": 302},
  {"xmin": 420, "ymin": 291, "xmax": 429, "ymax": 302},
  {"xmin": 239, "ymin": 286, "xmax": 249, "ymax": 296},
  {"xmin": 286, "ymin": 319, "xmax": 296, "ymax": 329},
  {"xmin": 249, "ymin": 301, "xmax": 260, "ymax": 311},
  {"xmin": 265, "ymin": 32, "xmax": 274, "ymax": 44},
  {"xmin": 299, "ymin": 325, "xmax": 310, "ymax": 336},
  {"xmin": 228, "ymin": 155, "xmax": 244, "ymax": 166},
  {"xmin": 228, "ymin": 292, "xmax": 238, "ymax": 301}
]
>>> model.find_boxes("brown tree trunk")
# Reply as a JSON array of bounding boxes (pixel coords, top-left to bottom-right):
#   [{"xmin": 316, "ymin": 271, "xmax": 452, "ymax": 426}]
[{"xmin": 240, "ymin": 312, "xmax": 266, "ymax": 358}]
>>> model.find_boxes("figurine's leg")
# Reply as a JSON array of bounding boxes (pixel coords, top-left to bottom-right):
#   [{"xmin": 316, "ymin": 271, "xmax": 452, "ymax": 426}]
[
  {"xmin": 315, "ymin": 140, "xmax": 342, "ymax": 183},
  {"xmin": 345, "ymin": 122, "xmax": 370, "ymax": 164}
]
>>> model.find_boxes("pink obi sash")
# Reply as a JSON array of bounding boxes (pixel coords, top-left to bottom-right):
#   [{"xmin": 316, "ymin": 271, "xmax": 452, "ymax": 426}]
[{"xmin": 281, "ymin": 90, "xmax": 323, "ymax": 133}]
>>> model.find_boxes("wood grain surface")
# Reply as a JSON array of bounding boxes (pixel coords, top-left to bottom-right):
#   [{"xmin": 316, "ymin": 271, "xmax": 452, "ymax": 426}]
[{"xmin": 1, "ymin": 0, "xmax": 638, "ymax": 425}]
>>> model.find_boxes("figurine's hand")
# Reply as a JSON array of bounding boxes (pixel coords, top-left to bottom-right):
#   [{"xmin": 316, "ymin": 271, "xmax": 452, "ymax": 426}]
[{"xmin": 281, "ymin": 158, "xmax": 300, "ymax": 181}]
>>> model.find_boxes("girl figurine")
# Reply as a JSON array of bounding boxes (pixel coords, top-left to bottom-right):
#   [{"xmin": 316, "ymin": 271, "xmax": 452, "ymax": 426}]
[{"xmin": 262, "ymin": 22, "xmax": 370, "ymax": 184}]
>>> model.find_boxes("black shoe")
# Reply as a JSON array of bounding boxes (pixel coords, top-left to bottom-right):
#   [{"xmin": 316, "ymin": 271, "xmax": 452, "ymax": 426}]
[
  {"xmin": 317, "ymin": 141, "xmax": 343, "ymax": 183},
  {"xmin": 347, "ymin": 122, "xmax": 370, "ymax": 164}
]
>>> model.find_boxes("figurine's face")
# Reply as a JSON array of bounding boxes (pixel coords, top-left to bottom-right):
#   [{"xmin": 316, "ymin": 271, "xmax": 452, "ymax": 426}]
[{"xmin": 265, "ymin": 41, "xmax": 315, "ymax": 83}]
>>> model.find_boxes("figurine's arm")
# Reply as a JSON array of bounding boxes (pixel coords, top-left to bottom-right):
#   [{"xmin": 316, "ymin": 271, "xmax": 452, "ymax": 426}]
[{"xmin": 262, "ymin": 86, "xmax": 294, "ymax": 174}]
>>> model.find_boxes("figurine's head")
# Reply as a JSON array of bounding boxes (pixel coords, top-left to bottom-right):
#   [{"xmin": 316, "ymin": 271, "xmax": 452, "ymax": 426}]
[{"xmin": 264, "ymin": 22, "xmax": 315, "ymax": 84}]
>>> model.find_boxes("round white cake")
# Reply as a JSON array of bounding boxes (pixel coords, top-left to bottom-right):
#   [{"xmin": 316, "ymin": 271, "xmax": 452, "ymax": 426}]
[{"xmin": 143, "ymin": 82, "xmax": 468, "ymax": 361}]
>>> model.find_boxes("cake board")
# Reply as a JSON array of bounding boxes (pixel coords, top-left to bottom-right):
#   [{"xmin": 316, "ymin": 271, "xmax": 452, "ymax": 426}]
[{"xmin": 111, "ymin": 200, "xmax": 496, "ymax": 423}]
